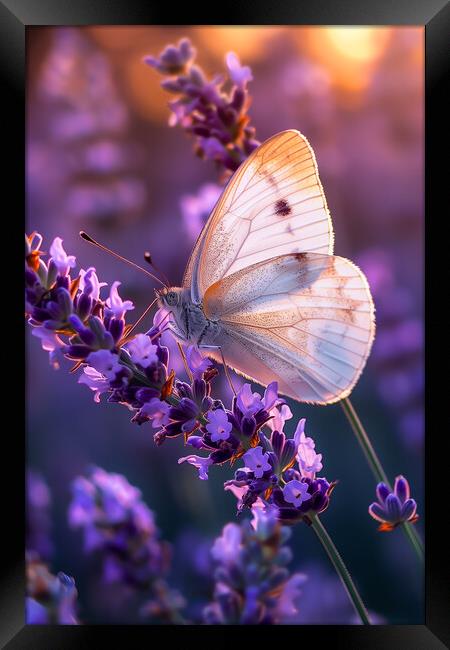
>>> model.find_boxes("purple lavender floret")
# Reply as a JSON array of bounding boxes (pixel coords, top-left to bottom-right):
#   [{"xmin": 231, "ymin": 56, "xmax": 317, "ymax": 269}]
[
  {"xmin": 368, "ymin": 475, "xmax": 419, "ymax": 531},
  {"xmin": 203, "ymin": 508, "xmax": 306, "ymax": 625},
  {"xmin": 145, "ymin": 38, "xmax": 260, "ymax": 173},
  {"xmin": 26, "ymin": 553, "xmax": 79, "ymax": 625}
]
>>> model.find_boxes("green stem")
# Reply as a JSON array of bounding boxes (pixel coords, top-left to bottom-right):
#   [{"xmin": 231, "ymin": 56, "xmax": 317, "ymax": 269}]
[
  {"xmin": 340, "ymin": 398, "xmax": 388, "ymax": 485},
  {"xmin": 310, "ymin": 516, "xmax": 371, "ymax": 625},
  {"xmin": 341, "ymin": 397, "xmax": 424, "ymax": 564}
]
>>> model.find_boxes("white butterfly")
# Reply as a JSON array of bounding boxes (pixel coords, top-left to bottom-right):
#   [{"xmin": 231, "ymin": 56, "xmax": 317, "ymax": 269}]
[{"xmin": 157, "ymin": 130, "xmax": 375, "ymax": 405}]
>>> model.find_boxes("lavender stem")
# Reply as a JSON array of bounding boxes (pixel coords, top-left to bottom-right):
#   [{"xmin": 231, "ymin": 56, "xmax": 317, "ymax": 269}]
[
  {"xmin": 341, "ymin": 397, "xmax": 424, "ymax": 563},
  {"xmin": 310, "ymin": 516, "xmax": 371, "ymax": 625}
]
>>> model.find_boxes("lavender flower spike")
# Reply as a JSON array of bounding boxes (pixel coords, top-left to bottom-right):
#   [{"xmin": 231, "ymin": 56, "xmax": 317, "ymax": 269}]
[
  {"xmin": 68, "ymin": 466, "xmax": 185, "ymax": 624},
  {"xmin": 146, "ymin": 38, "xmax": 260, "ymax": 172},
  {"xmin": 203, "ymin": 508, "xmax": 305, "ymax": 625},
  {"xmin": 369, "ymin": 475, "xmax": 419, "ymax": 531}
]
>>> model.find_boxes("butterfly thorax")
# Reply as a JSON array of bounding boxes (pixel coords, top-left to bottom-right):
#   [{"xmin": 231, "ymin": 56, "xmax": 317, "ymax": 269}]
[{"xmin": 156, "ymin": 286, "xmax": 220, "ymax": 346}]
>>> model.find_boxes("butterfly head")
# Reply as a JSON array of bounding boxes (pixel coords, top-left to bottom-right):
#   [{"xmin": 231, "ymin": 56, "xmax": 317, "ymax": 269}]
[{"xmin": 156, "ymin": 286, "xmax": 184, "ymax": 308}]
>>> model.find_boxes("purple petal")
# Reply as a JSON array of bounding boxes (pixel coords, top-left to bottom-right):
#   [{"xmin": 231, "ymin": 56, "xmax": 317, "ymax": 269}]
[
  {"xmin": 394, "ymin": 476, "xmax": 410, "ymax": 504},
  {"xmin": 401, "ymin": 498, "xmax": 417, "ymax": 521},
  {"xmin": 376, "ymin": 483, "xmax": 390, "ymax": 504},
  {"xmin": 386, "ymin": 494, "xmax": 402, "ymax": 523},
  {"xmin": 368, "ymin": 502, "xmax": 388, "ymax": 523}
]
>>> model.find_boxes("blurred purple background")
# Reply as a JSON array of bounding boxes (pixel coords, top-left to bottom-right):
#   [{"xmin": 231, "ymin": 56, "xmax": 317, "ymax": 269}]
[{"xmin": 26, "ymin": 26, "xmax": 424, "ymax": 623}]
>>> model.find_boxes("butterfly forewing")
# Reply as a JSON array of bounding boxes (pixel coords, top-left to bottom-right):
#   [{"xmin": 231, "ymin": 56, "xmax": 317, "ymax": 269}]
[
  {"xmin": 183, "ymin": 130, "xmax": 334, "ymax": 303},
  {"xmin": 203, "ymin": 253, "xmax": 375, "ymax": 404}
]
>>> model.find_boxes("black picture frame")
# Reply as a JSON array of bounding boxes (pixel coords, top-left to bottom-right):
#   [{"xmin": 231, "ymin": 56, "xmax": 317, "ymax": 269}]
[{"xmin": 4, "ymin": 0, "xmax": 449, "ymax": 646}]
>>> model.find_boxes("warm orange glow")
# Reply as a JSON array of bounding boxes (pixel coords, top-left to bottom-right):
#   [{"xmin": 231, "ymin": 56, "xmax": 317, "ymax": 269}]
[
  {"xmin": 326, "ymin": 28, "xmax": 389, "ymax": 62},
  {"xmin": 302, "ymin": 27, "xmax": 392, "ymax": 103},
  {"xmin": 124, "ymin": 52, "xmax": 170, "ymax": 123},
  {"xmin": 194, "ymin": 26, "xmax": 282, "ymax": 62}
]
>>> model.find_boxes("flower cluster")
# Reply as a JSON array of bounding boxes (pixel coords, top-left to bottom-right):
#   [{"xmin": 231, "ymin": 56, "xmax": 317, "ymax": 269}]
[
  {"xmin": 26, "ymin": 553, "xmax": 79, "ymax": 624},
  {"xmin": 68, "ymin": 466, "xmax": 185, "ymax": 623},
  {"xmin": 25, "ymin": 232, "xmax": 174, "ymax": 414},
  {"xmin": 145, "ymin": 38, "xmax": 259, "ymax": 173},
  {"xmin": 368, "ymin": 475, "xmax": 419, "ymax": 532},
  {"xmin": 223, "ymin": 404, "xmax": 334, "ymax": 525},
  {"xmin": 26, "ymin": 238, "xmax": 334, "ymax": 528},
  {"xmin": 203, "ymin": 508, "xmax": 306, "ymax": 624},
  {"xmin": 25, "ymin": 232, "xmax": 134, "ymax": 369}
]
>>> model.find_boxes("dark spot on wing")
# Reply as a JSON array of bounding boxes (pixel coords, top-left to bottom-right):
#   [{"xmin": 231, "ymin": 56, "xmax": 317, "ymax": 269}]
[
  {"xmin": 275, "ymin": 199, "xmax": 291, "ymax": 217},
  {"xmin": 295, "ymin": 252, "xmax": 307, "ymax": 262}
]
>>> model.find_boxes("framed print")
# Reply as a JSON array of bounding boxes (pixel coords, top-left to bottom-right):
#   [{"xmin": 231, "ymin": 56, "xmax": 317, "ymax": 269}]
[{"xmin": 2, "ymin": 0, "xmax": 449, "ymax": 647}]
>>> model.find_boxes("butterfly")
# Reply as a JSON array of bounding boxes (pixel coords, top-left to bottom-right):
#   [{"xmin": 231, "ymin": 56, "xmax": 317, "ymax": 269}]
[{"xmin": 157, "ymin": 129, "xmax": 375, "ymax": 405}]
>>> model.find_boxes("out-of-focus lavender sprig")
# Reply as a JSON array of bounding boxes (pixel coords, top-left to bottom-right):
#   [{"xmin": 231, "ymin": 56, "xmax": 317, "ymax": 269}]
[
  {"xmin": 203, "ymin": 508, "xmax": 306, "ymax": 625},
  {"xmin": 358, "ymin": 248, "xmax": 424, "ymax": 450},
  {"xmin": 68, "ymin": 466, "xmax": 186, "ymax": 624},
  {"xmin": 180, "ymin": 182, "xmax": 222, "ymax": 242},
  {"xmin": 26, "ymin": 552, "xmax": 79, "ymax": 624},
  {"xmin": 145, "ymin": 38, "xmax": 260, "ymax": 173},
  {"xmin": 27, "ymin": 470, "xmax": 53, "ymax": 561},
  {"xmin": 32, "ymin": 28, "xmax": 146, "ymax": 226}
]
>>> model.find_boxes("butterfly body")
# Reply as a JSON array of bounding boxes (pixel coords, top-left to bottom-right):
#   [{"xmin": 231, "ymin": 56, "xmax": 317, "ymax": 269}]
[
  {"xmin": 159, "ymin": 130, "xmax": 375, "ymax": 405},
  {"xmin": 157, "ymin": 286, "xmax": 221, "ymax": 346}
]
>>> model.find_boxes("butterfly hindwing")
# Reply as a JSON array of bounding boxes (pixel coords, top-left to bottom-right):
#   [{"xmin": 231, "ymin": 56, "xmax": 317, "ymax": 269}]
[{"xmin": 203, "ymin": 253, "xmax": 375, "ymax": 404}]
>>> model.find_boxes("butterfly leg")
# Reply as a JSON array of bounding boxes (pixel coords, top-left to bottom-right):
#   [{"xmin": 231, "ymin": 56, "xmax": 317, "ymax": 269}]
[
  {"xmin": 177, "ymin": 341, "xmax": 193, "ymax": 381},
  {"xmin": 198, "ymin": 344, "xmax": 236, "ymax": 396}
]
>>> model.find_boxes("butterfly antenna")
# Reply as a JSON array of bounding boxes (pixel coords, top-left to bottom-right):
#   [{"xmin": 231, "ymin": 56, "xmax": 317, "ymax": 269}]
[
  {"xmin": 125, "ymin": 296, "xmax": 159, "ymax": 339},
  {"xmin": 144, "ymin": 251, "xmax": 171, "ymax": 288},
  {"xmin": 79, "ymin": 231, "xmax": 166, "ymax": 287}
]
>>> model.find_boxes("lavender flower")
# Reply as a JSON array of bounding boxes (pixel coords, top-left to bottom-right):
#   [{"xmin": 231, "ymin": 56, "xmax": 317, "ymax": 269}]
[
  {"xmin": 144, "ymin": 38, "xmax": 195, "ymax": 75},
  {"xmin": 369, "ymin": 475, "xmax": 419, "ymax": 531},
  {"xmin": 48, "ymin": 237, "xmax": 76, "ymax": 276},
  {"xmin": 125, "ymin": 333, "xmax": 158, "ymax": 368},
  {"xmin": 242, "ymin": 447, "xmax": 272, "ymax": 479},
  {"xmin": 203, "ymin": 509, "xmax": 306, "ymax": 624},
  {"xmin": 145, "ymin": 38, "xmax": 259, "ymax": 172},
  {"xmin": 26, "ymin": 553, "xmax": 78, "ymax": 625},
  {"xmin": 205, "ymin": 408, "xmax": 232, "ymax": 442},
  {"xmin": 283, "ymin": 480, "xmax": 312, "ymax": 508}
]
